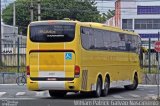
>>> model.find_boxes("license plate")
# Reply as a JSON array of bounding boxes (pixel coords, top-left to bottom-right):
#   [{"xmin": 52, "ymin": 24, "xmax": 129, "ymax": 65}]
[{"xmin": 47, "ymin": 78, "xmax": 56, "ymax": 81}]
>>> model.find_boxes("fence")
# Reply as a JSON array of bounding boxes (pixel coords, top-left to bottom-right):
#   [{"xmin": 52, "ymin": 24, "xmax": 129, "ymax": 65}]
[
  {"xmin": 0, "ymin": 37, "xmax": 159, "ymax": 84},
  {"xmin": 0, "ymin": 38, "xmax": 26, "ymax": 73}
]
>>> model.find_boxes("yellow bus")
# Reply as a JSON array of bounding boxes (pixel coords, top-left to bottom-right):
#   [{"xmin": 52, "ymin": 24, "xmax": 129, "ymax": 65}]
[{"xmin": 26, "ymin": 20, "xmax": 142, "ymax": 97}]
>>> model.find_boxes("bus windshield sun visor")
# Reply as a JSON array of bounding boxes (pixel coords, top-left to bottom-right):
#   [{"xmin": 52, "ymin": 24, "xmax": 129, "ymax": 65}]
[{"xmin": 30, "ymin": 23, "xmax": 75, "ymax": 42}]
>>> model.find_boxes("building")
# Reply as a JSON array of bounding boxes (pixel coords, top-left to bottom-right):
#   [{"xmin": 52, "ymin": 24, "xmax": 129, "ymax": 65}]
[
  {"xmin": 106, "ymin": 0, "xmax": 160, "ymax": 49},
  {"xmin": 1, "ymin": 21, "xmax": 18, "ymax": 46}
]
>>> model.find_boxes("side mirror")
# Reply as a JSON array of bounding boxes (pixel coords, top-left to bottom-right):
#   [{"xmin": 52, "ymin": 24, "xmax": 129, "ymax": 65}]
[
  {"xmin": 156, "ymin": 52, "xmax": 158, "ymax": 61},
  {"xmin": 139, "ymin": 47, "xmax": 147, "ymax": 68},
  {"xmin": 141, "ymin": 47, "xmax": 148, "ymax": 53}
]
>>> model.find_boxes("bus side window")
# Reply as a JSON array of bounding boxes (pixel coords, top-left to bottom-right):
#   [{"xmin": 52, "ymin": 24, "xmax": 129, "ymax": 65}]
[
  {"xmin": 81, "ymin": 27, "xmax": 94, "ymax": 50},
  {"xmin": 125, "ymin": 36, "xmax": 131, "ymax": 51}
]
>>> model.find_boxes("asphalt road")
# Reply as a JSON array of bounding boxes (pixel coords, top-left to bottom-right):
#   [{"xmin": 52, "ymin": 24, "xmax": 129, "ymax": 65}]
[{"xmin": 0, "ymin": 84, "xmax": 159, "ymax": 106}]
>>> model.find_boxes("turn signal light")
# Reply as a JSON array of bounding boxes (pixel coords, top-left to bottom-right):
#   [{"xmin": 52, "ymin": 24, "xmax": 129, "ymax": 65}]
[{"xmin": 26, "ymin": 66, "xmax": 30, "ymax": 76}]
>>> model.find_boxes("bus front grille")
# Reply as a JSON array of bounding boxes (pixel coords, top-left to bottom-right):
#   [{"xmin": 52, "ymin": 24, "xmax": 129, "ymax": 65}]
[{"xmin": 81, "ymin": 70, "xmax": 88, "ymax": 90}]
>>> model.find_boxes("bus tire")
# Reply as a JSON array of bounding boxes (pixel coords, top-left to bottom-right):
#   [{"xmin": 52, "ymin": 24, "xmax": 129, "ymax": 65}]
[
  {"xmin": 93, "ymin": 77, "xmax": 102, "ymax": 97},
  {"xmin": 124, "ymin": 74, "xmax": 138, "ymax": 90},
  {"xmin": 49, "ymin": 90, "xmax": 67, "ymax": 98},
  {"xmin": 101, "ymin": 77, "xmax": 110, "ymax": 96}
]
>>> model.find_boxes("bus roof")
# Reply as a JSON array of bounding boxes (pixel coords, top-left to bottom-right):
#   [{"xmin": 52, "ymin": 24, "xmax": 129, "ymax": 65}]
[
  {"xmin": 79, "ymin": 22, "xmax": 139, "ymax": 36},
  {"xmin": 30, "ymin": 20, "xmax": 139, "ymax": 36}
]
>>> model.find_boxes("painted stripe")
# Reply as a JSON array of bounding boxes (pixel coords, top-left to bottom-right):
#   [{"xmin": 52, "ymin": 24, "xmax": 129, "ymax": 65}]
[
  {"xmin": 0, "ymin": 98, "xmax": 36, "ymax": 100},
  {"xmin": 64, "ymin": 43, "xmax": 65, "ymax": 71},
  {"xmin": 112, "ymin": 95, "xmax": 124, "ymax": 99},
  {"xmin": 144, "ymin": 94, "xmax": 157, "ymax": 100},
  {"xmin": 35, "ymin": 92, "xmax": 44, "ymax": 97},
  {"xmin": 147, "ymin": 94, "xmax": 156, "ymax": 96},
  {"xmin": 38, "ymin": 43, "xmax": 39, "ymax": 71},
  {"xmin": 138, "ymin": 88, "xmax": 145, "ymax": 91},
  {"xmin": 35, "ymin": 91, "xmax": 49, "ymax": 97},
  {"xmin": 129, "ymin": 94, "xmax": 140, "ymax": 98},
  {"xmin": 67, "ymin": 92, "xmax": 76, "ymax": 95},
  {"xmin": 149, "ymin": 91, "xmax": 155, "ymax": 93},
  {"xmin": 64, "ymin": 43, "xmax": 66, "ymax": 76},
  {"xmin": 16, "ymin": 92, "xmax": 26, "ymax": 96},
  {"xmin": 0, "ymin": 92, "xmax": 6, "ymax": 97},
  {"xmin": 0, "ymin": 84, "xmax": 17, "ymax": 85},
  {"xmin": 138, "ymin": 84, "xmax": 160, "ymax": 87}
]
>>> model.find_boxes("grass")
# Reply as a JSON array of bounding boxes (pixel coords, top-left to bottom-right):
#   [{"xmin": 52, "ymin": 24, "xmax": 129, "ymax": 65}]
[
  {"xmin": 0, "ymin": 66, "xmax": 160, "ymax": 74},
  {"xmin": 0, "ymin": 66, "xmax": 25, "ymax": 73},
  {"xmin": 141, "ymin": 68, "xmax": 160, "ymax": 74}
]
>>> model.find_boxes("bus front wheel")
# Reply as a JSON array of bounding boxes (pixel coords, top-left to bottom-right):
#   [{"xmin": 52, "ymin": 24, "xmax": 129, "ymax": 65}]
[
  {"xmin": 124, "ymin": 74, "xmax": 138, "ymax": 90},
  {"xmin": 49, "ymin": 90, "xmax": 67, "ymax": 98}
]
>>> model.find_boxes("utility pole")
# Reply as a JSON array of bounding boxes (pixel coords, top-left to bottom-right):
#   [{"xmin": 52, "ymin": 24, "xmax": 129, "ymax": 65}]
[
  {"xmin": 38, "ymin": 0, "xmax": 41, "ymax": 21},
  {"xmin": 148, "ymin": 37, "xmax": 151, "ymax": 73},
  {"xmin": 0, "ymin": 0, "xmax": 2, "ymax": 65},
  {"xmin": 30, "ymin": 0, "xmax": 34, "ymax": 22},
  {"xmin": 158, "ymin": 31, "xmax": 160, "ymax": 99},
  {"xmin": 13, "ymin": 2, "xmax": 16, "ymax": 48},
  {"xmin": 13, "ymin": 2, "xmax": 16, "ymax": 27}
]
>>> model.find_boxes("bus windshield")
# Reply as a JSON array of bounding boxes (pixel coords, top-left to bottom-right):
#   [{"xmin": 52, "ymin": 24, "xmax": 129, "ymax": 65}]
[{"xmin": 30, "ymin": 23, "xmax": 75, "ymax": 42}]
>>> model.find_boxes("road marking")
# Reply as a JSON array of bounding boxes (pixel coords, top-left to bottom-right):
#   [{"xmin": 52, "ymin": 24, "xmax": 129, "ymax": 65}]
[
  {"xmin": 112, "ymin": 95, "xmax": 124, "ymax": 99},
  {"xmin": 129, "ymin": 94, "xmax": 140, "ymax": 98},
  {"xmin": 0, "ymin": 98, "xmax": 36, "ymax": 100},
  {"xmin": 0, "ymin": 92, "xmax": 6, "ymax": 97},
  {"xmin": 148, "ymin": 91, "xmax": 155, "ymax": 93},
  {"xmin": 0, "ymin": 84, "xmax": 17, "ymax": 86},
  {"xmin": 67, "ymin": 92, "xmax": 76, "ymax": 95},
  {"xmin": 147, "ymin": 94, "xmax": 156, "ymax": 96},
  {"xmin": 145, "ymin": 94, "xmax": 157, "ymax": 100},
  {"xmin": 16, "ymin": 92, "xmax": 26, "ymax": 96},
  {"xmin": 138, "ymin": 88, "xmax": 145, "ymax": 91},
  {"xmin": 36, "ymin": 92, "xmax": 45, "ymax": 96},
  {"xmin": 35, "ymin": 91, "xmax": 49, "ymax": 97},
  {"xmin": 139, "ymin": 84, "xmax": 159, "ymax": 87}
]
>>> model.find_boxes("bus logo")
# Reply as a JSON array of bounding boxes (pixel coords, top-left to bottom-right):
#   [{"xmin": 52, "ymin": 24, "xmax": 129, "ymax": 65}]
[{"xmin": 65, "ymin": 52, "xmax": 72, "ymax": 60}]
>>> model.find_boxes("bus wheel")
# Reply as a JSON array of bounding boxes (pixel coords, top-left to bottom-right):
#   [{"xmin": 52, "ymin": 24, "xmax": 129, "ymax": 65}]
[
  {"xmin": 101, "ymin": 77, "xmax": 109, "ymax": 96},
  {"xmin": 93, "ymin": 77, "xmax": 102, "ymax": 97},
  {"xmin": 124, "ymin": 74, "xmax": 138, "ymax": 90},
  {"xmin": 49, "ymin": 90, "xmax": 67, "ymax": 98}
]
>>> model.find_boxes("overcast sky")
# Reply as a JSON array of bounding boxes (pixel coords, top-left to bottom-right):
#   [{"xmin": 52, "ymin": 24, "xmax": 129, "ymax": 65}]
[{"xmin": 96, "ymin": 1, "xmax": 115, "ymax": 13}]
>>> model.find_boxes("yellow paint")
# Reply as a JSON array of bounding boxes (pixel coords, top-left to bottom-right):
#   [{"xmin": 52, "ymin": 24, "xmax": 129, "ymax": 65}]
[{"xmin": 26, "ymin": 20, "xmax": 141, "ymax": 92}]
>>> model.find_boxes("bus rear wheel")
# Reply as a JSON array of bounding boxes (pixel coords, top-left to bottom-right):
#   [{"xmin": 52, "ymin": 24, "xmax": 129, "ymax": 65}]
[
  {"xmin": 49, "ymin": 90, "xmax": 67, "ymax": 98},
  {"xmin": 101, "ymin": 77, "xmax": 109, "ymax": 96},
  {"xmin": 124, "ymin": 74, "xmax": 138, "ymax": 90},
  {"xmin": 93, "ymin": 77, "xmax": 102, "ymax": 97}
]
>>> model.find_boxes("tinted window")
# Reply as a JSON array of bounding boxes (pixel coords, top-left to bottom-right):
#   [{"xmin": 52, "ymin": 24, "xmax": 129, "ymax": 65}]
[
  {"xmin": 81, "ymin": 27, "xmax": 94, "ymax": 49},
  {"xmin": 119, "ymin": 34, "xmax": 126, "ymax": 51},
  {"xmin": 112, "ymin": 32, "xmax": 121, "ymax": 50},
  {"xmin": 30, "ymin": 23, "xmax": 75, "ymax": 42},
  {"xmin": 94, "ymin": 29, "xmax": 104, "ymax": 49},
  {"xmin": 81, "ymin": 27, "xmax": 140, "ymax": 53}
]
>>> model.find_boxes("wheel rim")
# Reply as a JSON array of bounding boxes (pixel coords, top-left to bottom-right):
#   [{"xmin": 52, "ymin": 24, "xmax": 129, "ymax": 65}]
[
  {"xmin": 104, "ymin": 80, "xmax": 109, "ymax": 94},
  {"xmin": 96, "ymin": 79, "xmax": 101, "ymax": 96}
]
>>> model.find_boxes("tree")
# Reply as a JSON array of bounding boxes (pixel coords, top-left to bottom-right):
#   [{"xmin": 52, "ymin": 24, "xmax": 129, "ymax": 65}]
[
  {"xmin": 2, "ymin": 0, "xmax": 106, "ymax": 35},
  {"xmin": 103, "ymin": 9, "xmax": 115, "ymax": 20}
]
